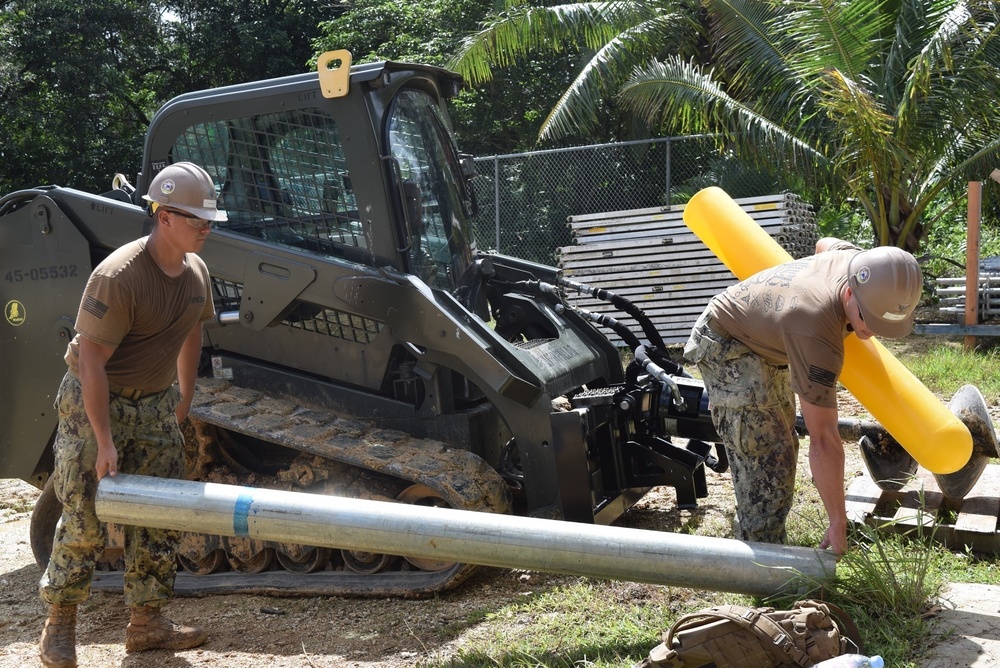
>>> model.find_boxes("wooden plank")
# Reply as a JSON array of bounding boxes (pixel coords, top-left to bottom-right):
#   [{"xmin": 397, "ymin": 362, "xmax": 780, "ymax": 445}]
[
  {"xmin": 561, "ymin": 250, "xmax": 726, "ymax": 269},
  {"xmin": 845, "ymin": 467, "xmax": 1000, "ymax": 554},
  {"xmin": 567, "ymin": 207, "xmax": 813, "ymax": 228},
  {"xmin": 845, "ymin": 474, "xmax": 891, "ymax": 524},
  {"xmin": 892, "ymin": 484, "xmax": 944, "ymax": 529},
  {"xmin": 564, "ymin": 283, "xmax": 732, "ymax": 300},
  {"xmin": 955, "ymin": 467, "xmax": 1000, "ymax": 535},
  {"xmin": 912, "ymin": 324, "xmax": 1000, "ymax": 336},
  {"xmin": 567, "ymin": 204, "xmax": 680, "ymax": 224},
  {"xmin": 562, "ymin": 260, "xmax": 734, "ymax": 278}
]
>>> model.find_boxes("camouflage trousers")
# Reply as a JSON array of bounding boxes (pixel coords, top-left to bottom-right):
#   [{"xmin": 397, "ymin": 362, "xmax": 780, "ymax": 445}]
[
  {"xmin": 684, "ymin": 312, "xmax": 798, "ymax": 544},
  {"xmin": 39, "ymin": 372, "xmax": 184, "ymax": 608}
]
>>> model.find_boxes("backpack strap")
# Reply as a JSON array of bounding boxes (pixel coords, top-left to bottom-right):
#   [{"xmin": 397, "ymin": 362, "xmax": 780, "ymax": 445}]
[{"xmin": 666, "ymin": 605, "xmax": 811, "ymax": 667}]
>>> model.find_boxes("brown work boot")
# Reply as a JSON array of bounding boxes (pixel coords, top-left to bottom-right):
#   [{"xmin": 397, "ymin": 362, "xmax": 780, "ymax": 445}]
[
  {"xmin": 125, "ymin": 605, "xmax": 208, "ymax": 652},
  {"xmin": 39, "ymin": 603, "xmax": 77, "ymax": 668}
]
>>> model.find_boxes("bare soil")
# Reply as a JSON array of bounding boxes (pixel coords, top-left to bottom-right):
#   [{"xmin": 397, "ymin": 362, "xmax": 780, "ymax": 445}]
[{"xmin": 0, "ymin": 338, "xmax": 972, "ymax": 667}]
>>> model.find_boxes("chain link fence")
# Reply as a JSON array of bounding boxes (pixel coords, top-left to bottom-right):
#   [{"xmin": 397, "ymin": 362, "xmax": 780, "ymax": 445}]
[{"xmin": 470, "ymin": 136, "xmax": 783, "ymax": 265}]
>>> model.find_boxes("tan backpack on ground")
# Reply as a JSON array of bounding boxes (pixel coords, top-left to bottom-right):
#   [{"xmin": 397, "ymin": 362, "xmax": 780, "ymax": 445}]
[{"xmin": 635, "ymin": 599, "xmax": 863, "ymax": 668}]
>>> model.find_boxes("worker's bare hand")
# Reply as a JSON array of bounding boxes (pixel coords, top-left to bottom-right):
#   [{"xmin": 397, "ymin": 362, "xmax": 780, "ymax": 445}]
[
  {"xmin": 819, "ymin": 524, "xmax": 847, "ymax": 556},
  {"xmin": 96, "ymin": 444, "xmax": 118, "ymax": 481}
]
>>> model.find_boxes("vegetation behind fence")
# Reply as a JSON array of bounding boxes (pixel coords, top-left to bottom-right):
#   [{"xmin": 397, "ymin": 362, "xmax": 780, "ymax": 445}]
[{"xmin": 470, "ymin": 136, "xmax": 788, "ymax": 265}]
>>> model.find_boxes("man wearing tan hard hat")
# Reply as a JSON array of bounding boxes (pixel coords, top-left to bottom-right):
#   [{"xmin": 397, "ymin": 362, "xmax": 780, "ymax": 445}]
[
  {"xmin": 684, "ymin": 237, "xmax": 921, "ymax": 556},
  {"xmin": 39, "ymin": 162, "xmax": 226, "ymax": 668}
]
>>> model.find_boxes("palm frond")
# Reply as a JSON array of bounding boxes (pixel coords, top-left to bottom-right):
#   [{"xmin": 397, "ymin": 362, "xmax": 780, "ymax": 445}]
[
  {"xmin": 897, "ymin": 135, "xmax": 1000, "ymax": 243},
  {"xmin": 899, "ymin": 1, "xmax": 974, "ymax": 120},
  {"xmin": 704, "ymin": 0, "xmax": 793, "ymax": 88},
  {"xmin": 539, "ymin": 11, "xmax": 698, "ymax": 140},
  {"xmin": 776, "ymin": 0, "xmax": 891, "ymax": 85},
  {"xmin": 449, "ymin": 1, "xmax": 663, "ymax": 85},
  {"xmin": 619, "ymin": 56, "xmax": 824, "ymax": 167},
  {"xmin": 882, "ymin": 0, "xmax": 957, "ymax": 108}
]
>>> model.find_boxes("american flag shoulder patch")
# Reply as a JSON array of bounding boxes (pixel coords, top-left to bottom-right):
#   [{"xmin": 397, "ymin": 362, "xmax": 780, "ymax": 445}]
[
  {"xmin": 82, "ymin": 296, "xmax": 109, "ymax": 320},
  {"xmin": 807, "ymin": 365, "xmax": 837, "ymax": 388}
]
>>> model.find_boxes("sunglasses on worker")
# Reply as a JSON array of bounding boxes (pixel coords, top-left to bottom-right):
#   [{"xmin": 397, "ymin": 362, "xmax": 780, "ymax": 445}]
[{"xmin": 165, "ymin": 208, "xmax": 213, "ymax": 231}]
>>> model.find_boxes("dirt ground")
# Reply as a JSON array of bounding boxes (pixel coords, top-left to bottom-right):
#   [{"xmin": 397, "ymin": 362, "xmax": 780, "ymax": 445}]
[
  {"xmin": 1, "ymin": 476, "xmax": 747, "ymax": 668},
  {"xmin": 0, "ymin": 413, "xmax": 868, "ymax": 668},
  {"xmin": 0, "ymin": 337, "xmax": 975, "ymax": 667}
]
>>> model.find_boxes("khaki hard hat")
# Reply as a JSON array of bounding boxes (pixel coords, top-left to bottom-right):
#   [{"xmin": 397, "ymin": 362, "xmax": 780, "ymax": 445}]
[
  {"xmin": 848, "ymin": 246, "xmax": 922, "ymax": 338},
  {"xmin": 142, "ymin": 162, "xmax": 228, "ymax": 222}
]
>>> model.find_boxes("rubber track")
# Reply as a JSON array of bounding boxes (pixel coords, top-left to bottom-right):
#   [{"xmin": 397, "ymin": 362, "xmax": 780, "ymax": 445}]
[{"xmin": 91, "ymin": 377, "xmax": 511, "ymax": 598}]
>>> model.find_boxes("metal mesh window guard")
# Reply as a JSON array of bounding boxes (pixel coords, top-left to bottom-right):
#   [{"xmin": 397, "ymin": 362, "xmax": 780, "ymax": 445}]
[
  {"xmin": 171, "ymin": 109, "xmax": 365, "ymax": 254},
  {"xmin": 211, "ymin": 278, "xmax": 383, "ymax": 344}
]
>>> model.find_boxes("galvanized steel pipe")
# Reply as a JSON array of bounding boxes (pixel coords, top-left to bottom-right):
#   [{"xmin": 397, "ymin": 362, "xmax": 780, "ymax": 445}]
[{"xmin": 96, "ymin": 474, "xmax": 837, "ymax": 596}]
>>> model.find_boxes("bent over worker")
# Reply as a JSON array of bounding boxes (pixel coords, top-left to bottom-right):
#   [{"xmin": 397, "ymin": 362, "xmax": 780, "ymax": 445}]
[
  {"xmin": 38, "ymin": 162, "xmax": 226, "ymax": 668},
  {"xmin": 683, "ymin": 238, "xmax": 922, "ymax": 555}
]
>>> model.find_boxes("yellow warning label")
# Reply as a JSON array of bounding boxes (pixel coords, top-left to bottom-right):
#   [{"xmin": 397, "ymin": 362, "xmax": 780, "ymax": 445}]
[{"xmin": 5, "ymin": 300, "xmax": 25, "ymax": 326}]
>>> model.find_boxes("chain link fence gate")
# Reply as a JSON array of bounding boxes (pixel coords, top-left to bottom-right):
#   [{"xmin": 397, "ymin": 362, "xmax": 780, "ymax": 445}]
[{"xmin": 469, "ymin": 136, "xmax": 783, "ymax": 265}]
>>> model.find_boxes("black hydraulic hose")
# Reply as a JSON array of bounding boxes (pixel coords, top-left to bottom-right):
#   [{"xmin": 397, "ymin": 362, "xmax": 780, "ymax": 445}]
[
  {"xmin": 570, "ymin": 306, "xmax": 685, "ymax": 411},
  {"xmin": 502, "ymin": 278, "xmax": 648, "ymax": 349},
  {"xmin": 0, "ymin": 188, "xmax": 52, "ymax": 217},
  {"xmin": 501, "ymin": 278, "xmax": 684, "ymax": 376},
  {"xmin": 634, "ymin": 344, "xmax": 687, "ymax": 412},
  {"xmin": 557, "ymin": 276, "xmax": 667, "ymax": 351},
  {"xmin": 491, "ymin": 277, "xmax": 687, "ymax": 409},
  {"xmin": 568, "ymin": 304, "xmax": 644, "ymax": 352}
]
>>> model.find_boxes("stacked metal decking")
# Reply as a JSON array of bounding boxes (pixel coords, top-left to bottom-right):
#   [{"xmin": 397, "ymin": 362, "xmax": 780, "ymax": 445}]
[{"xmin": 558, "ymin": 193, "xmax": 819, "ymax": 346}]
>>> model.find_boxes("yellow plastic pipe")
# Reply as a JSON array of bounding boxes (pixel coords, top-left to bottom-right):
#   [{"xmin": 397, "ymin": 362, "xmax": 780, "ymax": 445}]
[{"xmin": 682, "ymin": 186, "xmax": 971, "ymax": 474}]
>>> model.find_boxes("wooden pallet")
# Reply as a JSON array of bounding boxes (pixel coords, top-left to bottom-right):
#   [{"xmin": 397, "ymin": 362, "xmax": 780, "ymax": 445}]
[{"xmin": 845, "ymin": 465, "xmax": 1000, "ymax": 553}]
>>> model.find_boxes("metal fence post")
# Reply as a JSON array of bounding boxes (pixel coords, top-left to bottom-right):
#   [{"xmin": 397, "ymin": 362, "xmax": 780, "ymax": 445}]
[{"xmin": 493, "ymin": 156, "xmax": 501, "ymax": 252}]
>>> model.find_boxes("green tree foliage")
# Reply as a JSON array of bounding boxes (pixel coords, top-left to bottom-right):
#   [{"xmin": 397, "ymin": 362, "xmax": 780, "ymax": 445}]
[
  {"xmin": 0, "ymin": 0, "xmax": 166, "ymax": 193},
  {"xmin": 451, "ymin": 0, "xmax": 1000, "ymax": 252},
  {"xmin": 313, "ymin": 0, "xmax": 579, "ymax": 156},
  {"xmin": 0, "ymin": 0, "xmax": 331, "ymax": 194},
  {"xmin": 450, "ymin": 0, "xmax": 700, "ymax": 143},
  {"xmin": 163, "ymin": 0, "xmax": 333, "ymax": 90},
  {"xmin": 620, "ymin": 0, "xmax": 1000, "ymax": 251}
]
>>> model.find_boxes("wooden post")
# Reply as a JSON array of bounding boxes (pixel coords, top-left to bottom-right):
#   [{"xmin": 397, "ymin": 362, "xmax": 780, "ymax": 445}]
[{"xmin": 966, "ymin": 181, "xmax": 983, "ymax": 352}]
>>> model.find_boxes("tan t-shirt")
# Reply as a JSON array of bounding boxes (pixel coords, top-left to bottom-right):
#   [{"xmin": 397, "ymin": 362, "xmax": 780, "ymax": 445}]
[
  {"xmin": 65, "ymin": 237, "xmax": 215, "ymax": 391},
  {"xmin": 706, "ymin": 241, "xmax": 860, "ymax": 408}
]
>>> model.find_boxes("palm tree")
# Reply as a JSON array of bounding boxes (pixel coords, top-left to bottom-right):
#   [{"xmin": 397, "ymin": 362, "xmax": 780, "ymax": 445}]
[
  {"xmin": 450, "ymin": 1, "xmax": 699, "ymax": 142},
  {"xmin": 452, "ymin": 0, "xmax": 1000, "ymax": 251}
]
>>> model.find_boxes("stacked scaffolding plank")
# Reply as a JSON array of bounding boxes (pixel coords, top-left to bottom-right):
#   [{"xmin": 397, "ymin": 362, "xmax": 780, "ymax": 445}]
[
  {"xmin": 935, "ymin": 257, "xmax": 1000, "ymax": 320},
  {"xmin": 558, "ymin": 193, "xmax": 819, "ymax": 346}
]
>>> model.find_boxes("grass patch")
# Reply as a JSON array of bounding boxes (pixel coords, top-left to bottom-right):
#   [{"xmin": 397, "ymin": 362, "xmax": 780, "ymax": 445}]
[
  {"xmin": 425, "ymin": 582, "xmax": 751, "ymax": 667},
  {"xmin": 426, "ymin": 337, "xmax": 1000, "ymax": 667},
  {"xmin": 894, "ymin": 341, "xmax": 1000, "ymax": 398}
]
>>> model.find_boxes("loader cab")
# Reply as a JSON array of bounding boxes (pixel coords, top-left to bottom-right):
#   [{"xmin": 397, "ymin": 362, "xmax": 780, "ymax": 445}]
[
  {"xmin": 385, "ymin": 87, "xmax": 476, "ymax": 290},
  {"xmin": 139, "ymin": 62, "xmax": 479, "ymax": 296}
]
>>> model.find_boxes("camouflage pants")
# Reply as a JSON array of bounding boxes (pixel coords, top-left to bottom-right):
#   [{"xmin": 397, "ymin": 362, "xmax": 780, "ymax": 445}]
[
  {"xmin": 39, "ymin": 372, "xmax": 184, "ymax": 608},
  {"xmin": 684, "ymin": 312, "xmax": 798, "ymax": 544}
]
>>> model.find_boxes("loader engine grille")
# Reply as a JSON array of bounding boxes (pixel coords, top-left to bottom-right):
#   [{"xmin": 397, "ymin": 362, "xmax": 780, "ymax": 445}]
[
  {"xmin": 212, "ymin": 278, "xmax": 383, "ymax": 344},
  {"xmin": 171, "ymin": 109, "xmax": 365, "ymax": 254}
]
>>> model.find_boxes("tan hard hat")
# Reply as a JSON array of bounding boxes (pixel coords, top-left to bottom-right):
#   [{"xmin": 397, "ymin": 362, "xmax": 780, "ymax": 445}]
[
  {"xmin": 142, "ymin": 162, "xmax": 228, "ymax": 222},
  {"xmin": 848, "ymin": 246, "xmax": 922, "ymax": 338}
]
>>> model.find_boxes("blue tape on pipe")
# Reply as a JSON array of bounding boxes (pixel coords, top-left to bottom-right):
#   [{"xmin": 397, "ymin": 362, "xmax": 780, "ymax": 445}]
[{"xmin": 233, "ymin": 493, "xmax": 253, "ymax": 537}]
